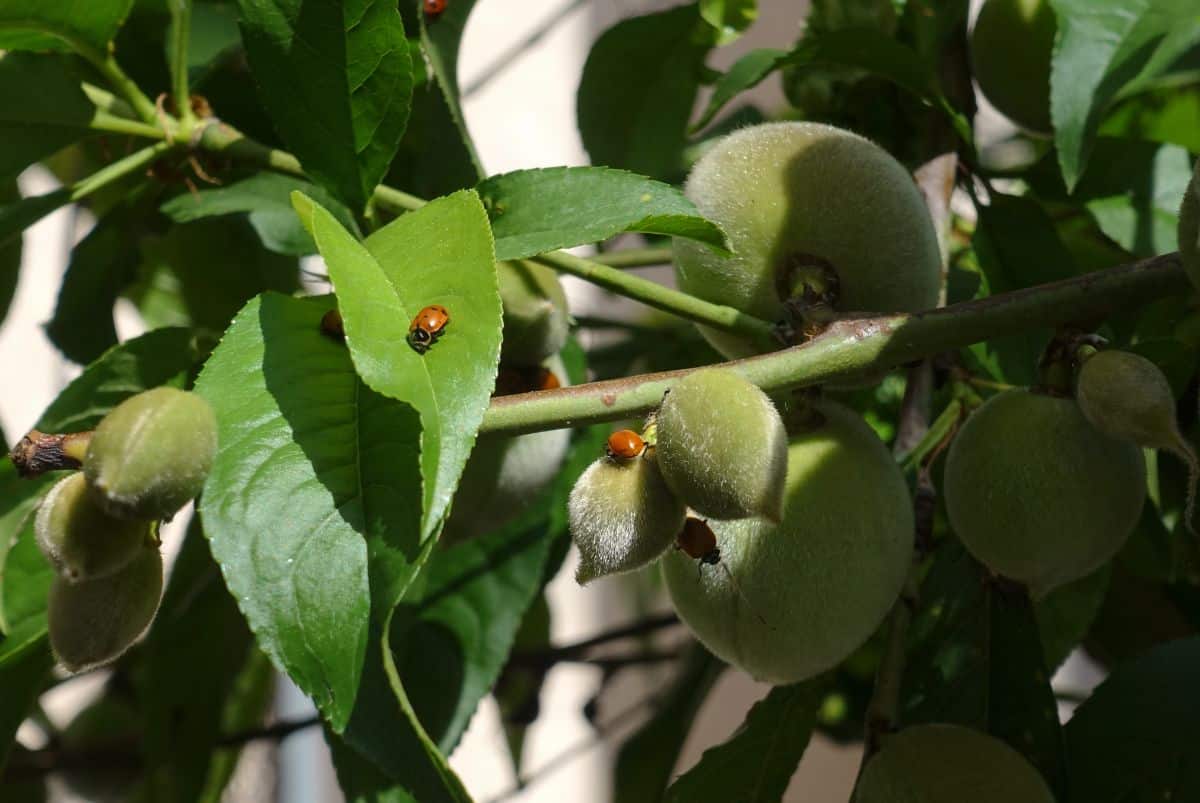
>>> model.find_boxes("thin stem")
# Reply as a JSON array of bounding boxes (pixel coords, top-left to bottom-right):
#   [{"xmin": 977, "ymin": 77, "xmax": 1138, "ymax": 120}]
[
  {"xmin": 480, "ymin": 253, "xmax": 1189, "ymax": 436},
  {"xmin": 77, "ymin": 46, "xmax": 160, "ymax": 126},
  {"xmin": 169, "ymin": 0, "xmax": 197, "ymax": 129},
  {"xmin": 590, "ymin": 247, "xmax": 675, "ymax": 269},
  {"xmin": 90, "ymin": 111, "xmax": 166, "ymax": 140},
  {"xmin": 71, "ymin": 141, "xmax": 175, "ymax": 201}
]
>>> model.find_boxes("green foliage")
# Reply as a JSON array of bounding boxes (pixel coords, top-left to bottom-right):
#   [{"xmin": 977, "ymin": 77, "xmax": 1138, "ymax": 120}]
[
  {"xmin": 0, "ymin": 53, "xmax": 98, "ymax": 181},
  {"xmin": 0, "ymin": 0, "xmax": 133, "ymax": 53}
]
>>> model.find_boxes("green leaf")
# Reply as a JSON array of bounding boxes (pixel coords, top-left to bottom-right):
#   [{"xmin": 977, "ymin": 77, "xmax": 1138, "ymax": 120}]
[
  {"xmin": 902, "ymin": 541, "xmax": 1067, "ymax": 797},
  {"xmin": 0, "ymin": 0, "xmax": 133, "ymax": 53},
  {"xmin": 385, "ymin": 68, "xmax": 480, "ymax": 201},
  {"xmin": 1034, "ymin": 565, "xmax": 1111, "ymax": 671},
  {"xmin": 0, "ymin": 634, "xmax": 51, "ymax": 774},
  {"xmin": 0, "ymin": 518, "xmax": 53, "ymax": 671},
  {"xmin": 0, "ymin": 463, "xmax": 56, "ymax": 635},
  {"xmin": 1084, "ymin": 142, "xmax": 1192, "ymax": 257},
  {"xmin": 478, "ymin": 167, "xmax": 729, "ymax": 261},
  {"xmin": 614, "ymin": 647, "xmax": 724, "ymax": 803},
  {"xmin": 161, "ymin": 172, "xmax": 360, "ymax": 256},
  {"xmin": 577, "ymin": 5, "xmax": 710, "ymax": 181},
  {"xmin": 1049, "ymin": 0, "xmax": 1200, "ymax": 190},
  {"xmin": 1065, "ymin": 636, "xmax": 1200, "ymax": 802},
  {"xmin": 0, "ymin": 190, "xmax": 72, "ymax": 251},
  {"xmin": 44, "ymin": 204, "xmax": 144, "ymax": 364},
  {"xmin": 1100, "ymin": 78, "xmax": 1200, "ymax": 153},
  {"xmin": 699, "ymin": 0, "xmax": 757, "ymax": 45},
  {"xmin": 0, "ymin": 179, "xmax": 19, "ymax": 329},
  {"xmin": 0, "ymin": 53, "xmax": 99, "ymax": 181},
  {"xmin": 691, "ymin": 48, "xmax": 787, "ymax": 134},
  {"xmin": 665, "ymin": 680, "xmax": 823, "ymax": 803},
  {"xmin": 293, "ymin": 190, "xmax": 501, "ymax": 549},
  {"xmin": 418, "ymin": 0, "xmax": 484, "ymax": 178},
  {"xmin": 195, "ymin": 292, "xmax": 408, "ymax": 729},
  {"xmin": 236, "ymin": 0, "xmax": 413, "ymax": 210},
  {"xmin": 38, "ymin": 326, "xmax": 200, "ymax": 433},
  {"xmin": 135, "ymin": 516, "xmax": 260, "ymax": 803}
]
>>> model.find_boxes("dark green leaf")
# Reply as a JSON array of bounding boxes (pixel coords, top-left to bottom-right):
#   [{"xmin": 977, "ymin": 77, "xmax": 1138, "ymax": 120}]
[
  {"xmin": 478, "ymin": 167, "xmax": 729, "ymax": 261},
  {"xmin": 691, "ymin": 48, "xmax": 787, "ymax": 134},
  {"xmin": 236, "ymin": 0, "xmax": 413, "ymax": 210},
  {"xmin": 577, "ymin": 5, "xmax": 709, "ymax": 181},
  {"xmin": 1065, "ymin": 636, "xmax": 1200, "ymax": 802},
  {"xmin": 0, "ymin": 53, "xmax": 99, "ymax": 181},
  {"xmin": 44, "ymin": 205, "xmax": 144, "ymax": 364},
  {"xmin": 0, "ymin": 180, "xmax": 19, "ymax": 329},
  {"xmin": 385, "ymin": 68, "xmax": 480, "ymax": 200},
  {"xmin": 38, "ymin": 326, "xmax": 200, "ymax": 433},
  {"xmin": 0, "ymin": 463, "xmax": 56, "ymax": 635},
  {"xmin": 328, "ymin": 730, "xmax": 417, "ymax": 803},
  {"xmin": 184, "ymin": 2, "xmax": 242, "ymax": 85},
  {"xmin": 419, "ymin": 0, "xmax": 484, "ymax": 177},
  {"xmin": 1049, "ymin": 0, "xmax": 1200, "ymax": 190},
  {"xmin": 1084, "ymin": 142, "xmax": 1192, "ymax": 257},
  {"xmin": 0, "ymin": 0, "xmax": 133, "ymax": 53},
  {"xmin": 195, "ymin": 292, "xmax": 411, "ymax": 730},
  {"xmin": 614, "ymin": 647, "xmax": 723, "ymax": 803},
  {"xmin": 902, "ymin": 542, "xmax": 1067, "ymax": 796},
  {"xmin": 294, "ymin": 190, "xmax": 500, "ymax": 553},
  {"xmin": 665, "ymin": 680, "xmax": 823, "ymax": 803},
  {"xmin": 0, "ymin": 190, "xmax": 72, "ymax": 251},
  {"xmin": 0, "ymin": 519, "xmax": 53, "ymax": 670},
  {"xmin": 971, "ymin": 192, "xmax": 1077, "ymax": 384},
  {"xmin": 1100, "ymin": 78, "xmax": 1200, "ymax": 153},
  {"xmin": 0, "ymin": 637, "xmax": 51, "ymax": 774},
  {"xmin": 136, "ymin": 516, "xmax": 259, "ymax": 803},
  {"xmin": 699, "ymin": 0, "xmax": 757, "ymax": 45},
  {"xmin": 160, "ymin": 172, "xmax": 360, "ymax": 256},
  {"xmin": 1034, "ymin": 565, "xmax": 1111, "ymax": 671}
]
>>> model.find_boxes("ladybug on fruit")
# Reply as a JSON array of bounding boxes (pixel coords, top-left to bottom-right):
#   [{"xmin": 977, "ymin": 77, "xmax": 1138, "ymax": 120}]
[{"xmin": 605, "ymin": 430, "xmax": 646, "ymax": 461}]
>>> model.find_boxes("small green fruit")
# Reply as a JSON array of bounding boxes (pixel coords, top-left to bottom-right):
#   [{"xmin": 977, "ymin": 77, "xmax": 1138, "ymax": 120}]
[
  {"xmin": 36, "ymin": 472, "xmax": 152, "ymax": 583},
  {"xmin": 673, "ymin": 121, "xmax": 941, "ymax": 359},
  {"xmin": 49, "ymin": 543, "xmax": 164, "ymax": 673},
  {"xmin": 656, "ymin": 368, "xmax": 787, "ymax": 520},
  {"xmin": 84, "ymin": 387, "xmax": 218, "ymax": 520},
  {"xmin": 855, "ymin": 724, "xmax": 1056, "ymax": 803},
  {"xmin": 970, "ymin": 0, "xmax": 1057, "ymax": 134},
  {"xmin": 944, "ymin": 389, "xmax": 1146, "ymax": 597},
  {"xmin": 1180, "ymin": 159, "xmax": 1199, "ymax": 290},
  {"xmin": 568, "ymin": 450, "xmax": 686, "ymax": 584},
  {"xmin": 661, "ymin": 400, "xmax": 913, "ymax": 684},
  {"xmin": 498, "ymin": 260, "xmax": 570, "ymax": 365}
]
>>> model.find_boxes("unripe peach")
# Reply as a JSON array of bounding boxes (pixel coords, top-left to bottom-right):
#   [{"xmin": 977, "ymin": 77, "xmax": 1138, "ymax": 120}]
[
  {"xmin": 661, "ymin": 400, "xmax": 912, "ymax": 683},
  {"xmin": 36, "ymin": 472, "xmax": 152, "ymax": 583},
  {"xmin": 970, "ymin": 0, "xmax": 1057, "ymax": 134},
  {"xmin": 944, "ymin": 389, "xmax": 1146, "ymax": 597},
  {"xmin": 498, "ymin": 260, "xmax": 569, "ymax": 366},
  {"xmin": 855, "ymin": 724, "xmax": 1056, "ymax": 803},
  {"xmin": 48, "ymin": 543, "xmax": 164, "ymax": 673},
  {"xmin": 673, "ymin": 121, "xmax": 941, "ymax": 359},
  {"xmin": 84, "ymin": 387, "xmax": 217, "ymax": 520},
  {"xmin": 569, "ymin": 449, "xmax": 685, "ymax": 584},
  {"xmin": 655, "ymin": 368, "xmax": 787, "ymax": 520}
]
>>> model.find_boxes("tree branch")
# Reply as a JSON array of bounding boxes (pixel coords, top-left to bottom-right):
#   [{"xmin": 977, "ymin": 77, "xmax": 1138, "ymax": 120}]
[{"xmin": 480, "ymin": 253, "xmax": 1188, "ymax": 435}]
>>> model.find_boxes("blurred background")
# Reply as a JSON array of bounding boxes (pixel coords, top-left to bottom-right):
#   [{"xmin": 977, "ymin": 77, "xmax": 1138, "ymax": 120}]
[{"xmin": 0, "ymin": 1, "xmax": 1104, "ymax": 801}]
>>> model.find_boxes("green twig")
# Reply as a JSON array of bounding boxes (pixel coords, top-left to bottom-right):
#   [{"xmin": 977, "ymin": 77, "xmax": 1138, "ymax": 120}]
[
  {"xmin": 480, "ymin": 253, "xmax": 1189, "ymax": 435},
  {"xmin": 169, "ymin": 0, "xmax": 196, "ymax": 129},
  {"xmin": 590, "ymin": 246, "xmax": 674, "ymax": 269},
  {"xmin": 77, "ymin": 45, "xmax": 160, "ymax": 126},
  {"xmin": 71, "ymin": 142, "xmax": 175, "ymax": 200},
  {"xmin": 89, "ymin": 111, "xmax": 165, "ymax": 140}
]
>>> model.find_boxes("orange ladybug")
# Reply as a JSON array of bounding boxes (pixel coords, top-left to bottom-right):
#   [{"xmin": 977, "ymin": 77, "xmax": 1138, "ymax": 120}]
[
  {"xmin": 320, "ymin": 309, "xmax": 345, "ymax": 341},
  {"xmin": 423, "ymin": 0, "xmax": 447, "ymax": 19},
  {"xmin": 675, "ymin": 517, "xmax": 721, "ymax": 567},
  {"xmin": 538, "ymin": 367, "xmax": 561, "ymax": 391},
  {"xmin": 494, "ymin": 365, "xmax": 561, "ymax": 396},
  {"xmin": 407, "ymin": 304, "xmax": 449, "ymax": 354},
  {"xmin": 605, "ymin": 429, "xmax": 646, "ymax": 461}
]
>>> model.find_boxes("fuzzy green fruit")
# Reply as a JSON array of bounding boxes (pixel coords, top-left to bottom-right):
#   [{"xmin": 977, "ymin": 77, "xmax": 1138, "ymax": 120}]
[
  {"xmin": 856, "ymin": 724, "xmax": 1056, "ymax": 803},
  {"xmin": 49, "ymin": 542, "xmax": 163, "ymax": 673},
  {"xmin": 443, "ymin": 357, "xmax": 572, "ymax": 542},
  {"xmin": 85, "ymin": 387, "xmax": 217, "ymax": 520},
  {"xmin": 498, "ymin": 260, "xmax": 569, "ymax": 366},
  {"xmin": 672, "ymin": 121, "xmax": 941, "ymax": 359},
  {"xmin": 1181, "ymin": 159, "xmax": 1199, "ymax": 290},
  {"xmin": 971, "ymin": 0, "xmax": 1057, "ymax": 133},
  {"xmin": 656, "ymin": 368, "xmax": 787, "ymax": 520},
  {"xmin": 944, "ymin": 389, "xmax": 1145, "ymax": 597},
  {"xmin": 569, "ymin": 450, "xmax": 686, "ymax": 584},
  {"xmin": 36, "ymin": 472, "xmax": 152, "ymax": 583},
  {"xmin": 661, "ymin": 400, "xmax": 912, "ymax": 683}
]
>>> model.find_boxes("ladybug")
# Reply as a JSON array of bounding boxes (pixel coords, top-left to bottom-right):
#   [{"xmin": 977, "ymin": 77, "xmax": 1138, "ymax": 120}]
[
  {"xmin": 538, "ymin": 366, "xmax": 561, "ymax": 391},
  {"xmin": 494, "ymin": 366, "xmax": 562, "ymax": 397},
  {"xmin": 320, "ymin": 309, "xmax": 345, "ymax": 341},
  {"xmin": 407, "ymin": 304, "xmax": 449, "ymax": 354},
  {"xmin": 423, "ymin": 0, "xmax": 447, "ymax": 19},
  {"xmin": 675, "ymin": 517, "xmax": 721, "ymax": 567},
  {"xmin": 605, "ymin": 429, "xmax": 646, "ymax": 461}
]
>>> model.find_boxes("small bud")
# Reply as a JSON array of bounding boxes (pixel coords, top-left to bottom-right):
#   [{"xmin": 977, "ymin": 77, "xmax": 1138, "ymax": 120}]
[
  {"xmin": 568, "ymin": 450, "xmax": 685, "ymax": 584},
  {"xmin": 49, "ymin": 543, "xmax": 164, "ymax": 673},
  {"xmin": 36, "ymin": 473, "xmax": 153, "ymax": 583},
  {"xmin": 655, "ymin": 369, "xmax": 787, "ymax": 521},
  {"xmin": 498, "ymin": 260, "xmax": 570, "ymax": 365},
  {"xmin": 84, "ymin": 388, "xmax": 218, "ymax": 520}
]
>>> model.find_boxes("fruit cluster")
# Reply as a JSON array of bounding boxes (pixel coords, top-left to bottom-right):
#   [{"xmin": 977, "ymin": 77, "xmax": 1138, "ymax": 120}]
[{"xmin": 31, "ymin": 387, "xmax": 217, "ymax": 673}]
